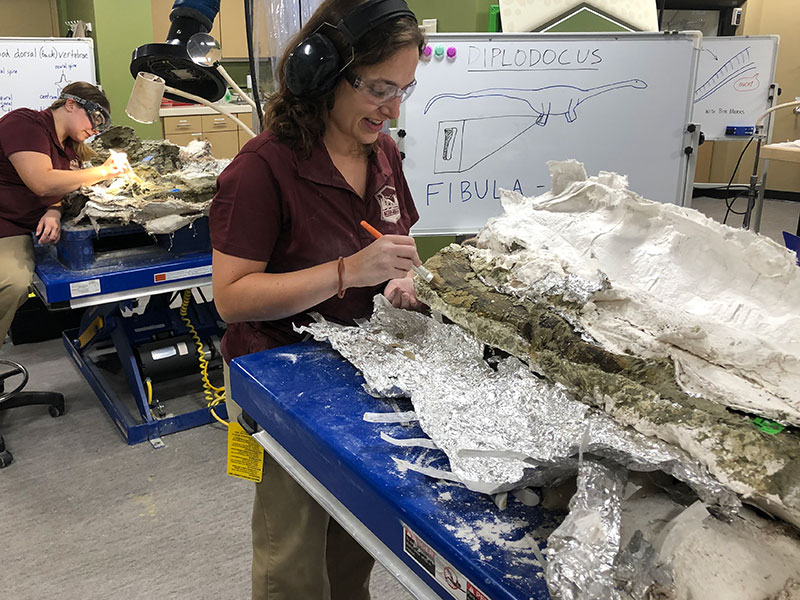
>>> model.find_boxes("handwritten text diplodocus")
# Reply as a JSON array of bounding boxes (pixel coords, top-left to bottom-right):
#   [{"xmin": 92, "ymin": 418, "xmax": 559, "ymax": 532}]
[{"xmin": 468, "ymin": 46, "xmax": 603, "ymax": 71}]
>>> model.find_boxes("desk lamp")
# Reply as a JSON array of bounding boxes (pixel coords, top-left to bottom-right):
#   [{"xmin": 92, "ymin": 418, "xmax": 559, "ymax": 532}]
[
  {"xmin": 130, "ymin": 1, "xmax": 226, "ymax": 103},
  {"xmin": 126, "ymin": 34, "xmax": 256, "ymax": 139}
]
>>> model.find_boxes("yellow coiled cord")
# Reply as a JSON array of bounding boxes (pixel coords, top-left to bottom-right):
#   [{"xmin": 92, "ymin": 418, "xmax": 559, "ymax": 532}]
[
  {"xmin": 145, "ymin": 377, "xmax": 158, "ymax": 421},
  {"xmin": 180, "ymin": 289, "xmax": 227, "ymax": 426}
]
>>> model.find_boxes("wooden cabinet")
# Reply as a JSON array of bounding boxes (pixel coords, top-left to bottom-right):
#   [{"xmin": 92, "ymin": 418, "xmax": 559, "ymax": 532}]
[
  {"xmin": 219, "ymin": 0, "xmax": 249, "ymax": 59},
  {"xmin": 204, "ymin": 131, "xmax": 241, "ymax": 158},
  {"xmin": 694, "ymin": 141, "xmax": 713, "ymax": 184},
  {"xmin": 151, "ymin": 0, "xmax": 247, "ymax": 58},
  {"xmin": 200, "ymin": 113, "xmax": 241, "ymax": 157},
  {"xmin": 163, "ymin": 115, "xmax": 203, "ymax": 136},
  {"xmin": 0, "ymin": 0, "xmax": 58, "ymax": 36},
  {"xmin": 201, "ymin": 113, "xmax": 237, "ymax": 132},
  {"xmin": 166, "ymin": 132, "xmax": 205, "ymax": 147},
  {"xmin": 162, "ymin": 112, "xmax": 250, "ymax": 158},
  {"xmin": 239, "ymin": 129, "xmax": 253, "ymax": 151}
]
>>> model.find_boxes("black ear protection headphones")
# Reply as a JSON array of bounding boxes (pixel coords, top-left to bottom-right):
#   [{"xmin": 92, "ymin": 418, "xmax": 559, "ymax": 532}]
[{"xmin": 284, "ymin": 0, "xmax": 416, "ymax": 99}]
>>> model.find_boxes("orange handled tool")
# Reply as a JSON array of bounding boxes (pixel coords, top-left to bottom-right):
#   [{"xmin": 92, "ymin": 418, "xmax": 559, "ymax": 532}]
[{"xmin": 359, "ymin": 220, "xmax": 434, "ymax": 283}]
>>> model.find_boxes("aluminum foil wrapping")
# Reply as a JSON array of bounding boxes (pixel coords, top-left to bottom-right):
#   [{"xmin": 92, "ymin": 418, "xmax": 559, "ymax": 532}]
[
  {"xmin": 296, "ymin": 296, "xmax": 740, "ymax": 512},
  {"xmin": 614, "ymin": 531, "xmax": 673, "ymax": 600},
  {"xmin": 544, "ymin": 460, "xmax": 627, "ymax": 600}
]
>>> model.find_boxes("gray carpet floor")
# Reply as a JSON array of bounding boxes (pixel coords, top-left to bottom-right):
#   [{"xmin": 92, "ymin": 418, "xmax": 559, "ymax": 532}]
[
  {"xmin": 0, "ymin": 337, "xmax": 413, "ymax": 599},
  {"xmin": 1, "ymin": 196, "xmax": 796, "ymax": 599}
]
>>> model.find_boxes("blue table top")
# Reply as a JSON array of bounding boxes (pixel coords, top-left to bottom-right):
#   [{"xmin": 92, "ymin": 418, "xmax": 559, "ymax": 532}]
[
  {"xmin": 231, "ymin": 341, "xmax": 559, "ymax": 600},
  {"xmin": 34, "ymin": 245, "xmax": 211, "ymax": 305}
]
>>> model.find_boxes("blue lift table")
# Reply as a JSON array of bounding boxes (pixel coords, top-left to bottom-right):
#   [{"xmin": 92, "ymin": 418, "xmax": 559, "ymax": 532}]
[
  {"xmin": 231, "ymin": 342, "xmax": 557, "ymax": 600},
  {"xmin": 33, "ymin": 242, "xmax": 226, "ymax": 446}
]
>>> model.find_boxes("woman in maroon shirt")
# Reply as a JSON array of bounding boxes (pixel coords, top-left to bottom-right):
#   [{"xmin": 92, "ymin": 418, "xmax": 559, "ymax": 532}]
[
  {"xmin": 210, "ymin": 0, "xmax": 425, "ymax": 597},
  {"xmin": 0, "ymin": 81, "xmax": 129, "ymax": 346}
]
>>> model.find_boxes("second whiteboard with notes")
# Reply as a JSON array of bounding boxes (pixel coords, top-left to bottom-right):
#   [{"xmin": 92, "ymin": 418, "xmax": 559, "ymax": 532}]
[{"xmin": 692, "ymin": 36, "xmax": 779, "ymax": 141}]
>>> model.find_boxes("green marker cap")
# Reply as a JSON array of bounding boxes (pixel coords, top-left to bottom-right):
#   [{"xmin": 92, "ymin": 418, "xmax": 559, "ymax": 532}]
[{"xmin": 752, "ymin": 417, "xmax": 785, "ymax": 435}]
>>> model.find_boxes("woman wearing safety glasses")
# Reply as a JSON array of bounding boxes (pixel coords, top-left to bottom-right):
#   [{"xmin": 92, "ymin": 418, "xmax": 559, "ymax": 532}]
[
  {"xmin": 210, "ymin": 1, "xmax": 425, "ymax": 598},
  {"xmin": 0, "ymin": 81, "xmax": 130, "ymax": 348}
]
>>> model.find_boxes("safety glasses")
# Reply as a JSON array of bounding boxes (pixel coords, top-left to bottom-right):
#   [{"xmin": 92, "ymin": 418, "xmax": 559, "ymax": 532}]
[
  {"xmin": 344, "ymin": 71, "xmax": 416, "ymax": 106},
  {"xmin": 61, "ymin": 93, "xmax": 112, "ymax": 133}
]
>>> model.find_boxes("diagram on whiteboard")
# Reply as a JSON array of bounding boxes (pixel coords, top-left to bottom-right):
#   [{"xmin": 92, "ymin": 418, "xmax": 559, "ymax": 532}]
[
  {"xmin": 425, "ymin": 79, "xmax": 648, "ymax": 174},
  {"xmin": 424, "ymin": 79, "xmax": 648, "ymax": 125},
  {"xmin": 54, "ymin": 72, "xmax": 70, "ymax": 93},
  {"xmin": 434, "ymin": 115, "xmax": 540, "ymax": 173},
  {"xmin": 694, "ymin": 47, "xmax": 757, "ymax": 103}
]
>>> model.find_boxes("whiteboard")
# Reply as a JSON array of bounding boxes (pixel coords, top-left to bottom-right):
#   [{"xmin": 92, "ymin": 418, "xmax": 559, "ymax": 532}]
[
  {"xmin": 692, "ymin": 36, "xmax": 779, "ymax": 141},
  {"xmin": 400, "ymin": 32, "xmax": 701, "ymax": 236},
  {"xmin": 0, "ymin": 37, "xmax": 96, "ymax": 116}
]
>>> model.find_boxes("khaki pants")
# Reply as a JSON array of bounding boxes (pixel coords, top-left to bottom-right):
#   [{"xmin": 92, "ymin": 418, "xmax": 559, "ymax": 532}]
[
  {"xmin": 225, "ymin": 363, "xmax": 374, "ymax": 600},
  {"xmin": 0, "ymin": 235, "xmax": 34, "ymax": 346}
]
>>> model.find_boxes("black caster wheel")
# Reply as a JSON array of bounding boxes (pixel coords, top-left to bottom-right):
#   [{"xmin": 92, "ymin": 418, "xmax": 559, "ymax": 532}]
[
  {"xmin": 48, "ymin": 404, "xmax": 64, "ymax": 417},
  {"xmin": 0, "ymin": 449, "xmax": 13, "ymax": 468}
]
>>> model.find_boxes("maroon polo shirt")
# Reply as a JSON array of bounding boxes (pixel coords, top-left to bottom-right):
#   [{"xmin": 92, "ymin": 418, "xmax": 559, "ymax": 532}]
[
  {"xmin": 0, "ymin": 108, "xmax": 77, "ymax": 238},
  {"xmin": 210, "ymin": 131, "xmax": 419, "ymax": 362}
]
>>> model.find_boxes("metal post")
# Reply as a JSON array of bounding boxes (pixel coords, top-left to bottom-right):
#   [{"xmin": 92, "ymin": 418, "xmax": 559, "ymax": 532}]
[
  {"xmin": 746, "ymin": 83, "xmax": 779, "ymax": 232},
  {"xmin": 750, "ymin": 152, "xmax": 768, "ymax": 233},
  {"xmin": 743, "ymin": 137, "xmax": 763, "ymax": 230}
]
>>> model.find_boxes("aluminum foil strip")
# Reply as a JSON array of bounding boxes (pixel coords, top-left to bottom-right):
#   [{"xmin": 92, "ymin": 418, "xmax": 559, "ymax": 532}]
[
  {"xmin": 296, "ymin": 297, "xmax": 740, "ymax": 512},
  {"xmin": 380, "ymin": 433, "xmax": 439, "ymax": 449},
  {"xmin": 363, "ymin": 411, "xmax": 418, "ymax": 423},
  {"xmin": 614, "ymin": 530, "xmax": 673, "ymax": 600},
  {"xmin": 544, "ymin": 459, "xmax": 627, "ymax": 600}
]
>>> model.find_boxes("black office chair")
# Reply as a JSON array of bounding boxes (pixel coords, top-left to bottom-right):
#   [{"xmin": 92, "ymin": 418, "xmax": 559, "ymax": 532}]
[{"xmin": 0, "ymin": 359, "xmax": 65, "ymax": 468}]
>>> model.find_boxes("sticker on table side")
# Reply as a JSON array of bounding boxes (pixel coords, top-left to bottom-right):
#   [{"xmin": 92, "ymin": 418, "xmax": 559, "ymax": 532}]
[
  {"xmin": 227, "ymin": 422, "xmax": 263, "ymax": 483},
  {"xmin": 153, "ymin": 264, "xmax": 212, "ymax": 284},
  {"xmin": 402, "ymin": 523, "xmax": 492, "ymax": 600},
  {"xmin": 69, "ymin": 278, "xmax": 101, "ymax": 298}
]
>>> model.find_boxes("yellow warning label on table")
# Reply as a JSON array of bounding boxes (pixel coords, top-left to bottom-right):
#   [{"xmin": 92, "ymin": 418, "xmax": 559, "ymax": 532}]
[{"xmin": 227, "ymin": 422, "xmax": 263, "ymax": 483}]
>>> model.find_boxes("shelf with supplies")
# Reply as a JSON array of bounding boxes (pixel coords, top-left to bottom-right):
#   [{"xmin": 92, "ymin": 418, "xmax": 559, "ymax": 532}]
[{"xmin": 160, "ymin": 104, "xmax": 255, "ymax": 159}]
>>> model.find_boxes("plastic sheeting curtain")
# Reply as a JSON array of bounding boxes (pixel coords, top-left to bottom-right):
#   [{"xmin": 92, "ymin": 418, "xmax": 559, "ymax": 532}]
[{"xmin": 252, "ymin": 0, "xmax": 324, "ymax": 98}]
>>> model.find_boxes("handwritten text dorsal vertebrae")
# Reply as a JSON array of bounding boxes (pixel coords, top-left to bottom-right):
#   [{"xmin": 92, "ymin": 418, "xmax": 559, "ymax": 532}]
[
  {"xmin": 468, "ymin": 46, "xmax": 603, "ymax": 71},
  {"xmin": 0, "ymin": 46, "xmax": 90, "ymax": 60}
]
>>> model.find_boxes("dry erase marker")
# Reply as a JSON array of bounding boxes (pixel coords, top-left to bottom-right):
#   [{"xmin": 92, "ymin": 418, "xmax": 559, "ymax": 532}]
[{"xmin": 359, "ymin": 220, "xmax": 435, "ymax": 283}]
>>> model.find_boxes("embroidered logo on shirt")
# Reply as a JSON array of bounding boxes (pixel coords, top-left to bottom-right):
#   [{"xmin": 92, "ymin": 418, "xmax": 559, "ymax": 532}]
[{"xmin": 376, "ymin": 185, "xmax": 400, "ymax": 224}]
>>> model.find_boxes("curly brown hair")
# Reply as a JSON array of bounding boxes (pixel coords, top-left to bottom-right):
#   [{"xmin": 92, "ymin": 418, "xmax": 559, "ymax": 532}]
[
  {"xmin": 49, "ymin": 81, "xmax": 111, "ymax": 162},
  {"xmin": 264, "ymin": 0, "xmax": 425, "ymax": 156}
]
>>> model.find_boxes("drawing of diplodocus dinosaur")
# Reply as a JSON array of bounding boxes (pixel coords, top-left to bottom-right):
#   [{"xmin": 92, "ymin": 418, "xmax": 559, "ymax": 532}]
[{"xmin": 423, "ymin": 79, "xmax": 648, "ymax": 125}]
